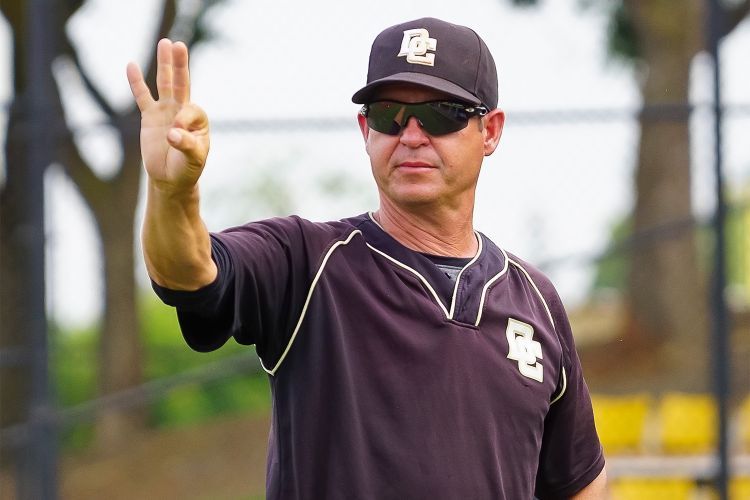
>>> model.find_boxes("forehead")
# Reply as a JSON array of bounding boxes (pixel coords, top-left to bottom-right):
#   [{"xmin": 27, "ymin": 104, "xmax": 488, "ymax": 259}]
[{"xmin": 371, "ymin": 83, "xmax": 453, "ymax": 103}]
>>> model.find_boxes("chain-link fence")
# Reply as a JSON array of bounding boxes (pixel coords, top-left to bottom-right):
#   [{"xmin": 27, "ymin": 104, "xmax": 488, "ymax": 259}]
[
  {"xmin": 2, "ymin": 0, "xmax": 750, "ymax": 493},
  {"xmin": 2, "ymin": 98, "xmax": 749, "ymax": 498}
]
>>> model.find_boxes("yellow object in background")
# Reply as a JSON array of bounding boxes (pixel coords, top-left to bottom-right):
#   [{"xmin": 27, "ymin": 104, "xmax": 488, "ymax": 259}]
[
  {"xmin": 610, "ymin": 477, "xmax": 695, "ymax": 500},
  {"xmin": 740, "ymin": 395, "xmax": 750, "ymax": 452},
  {"xmin": 591, "ymin": 394, "xmax": 651, "ymax": 454},
  {"xmin": 730, "ymin": 476, "xmax": 750, "ymax": 500},
  {"xmin": 658, "ymin": 393, "xmax": 717, "ymax": 454}
]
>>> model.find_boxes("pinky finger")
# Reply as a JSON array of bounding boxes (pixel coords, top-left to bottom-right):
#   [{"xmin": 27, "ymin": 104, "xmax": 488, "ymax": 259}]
[{"xmin": 126, "ymin": 62, "xmax": 154, "ymax": 111}]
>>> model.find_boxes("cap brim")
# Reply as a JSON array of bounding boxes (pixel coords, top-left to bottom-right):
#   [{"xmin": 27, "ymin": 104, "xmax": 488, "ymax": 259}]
[{"xmin": 352, "ymin": 72, "xmax": 482, "ymax": 105}]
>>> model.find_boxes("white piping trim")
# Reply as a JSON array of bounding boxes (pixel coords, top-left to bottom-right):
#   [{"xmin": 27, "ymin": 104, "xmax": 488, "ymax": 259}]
[
  {"xmin": 550, "ymin": 367, "xmax": 567, "ymax": 404},
  {"xmin": 367, "ymin": 211, "xmax": 384, "ymax": 230},
  {"xmin": 367, "ymin": 211, "xmax": 484, "ymax": 320},
  {"xmin": 474, "ymin": 246, "xmax": 510, "ymax": 326},
  {"xmin": 261, "ymin": 229, "xmax": 362, "ymax": 376},
  {"xmin": 365, "ymin": 243, "xmax": 450, "ymax": 318},
  {"xmin": 448, "ymin": 233, "xmax": 483, "ymax": 319},
  {"xmin": 506, "ymin": 258, "xmax": 568, "ymax": 403},
  {"xmin": 507, "ymin": 258, "xmax": 555, "ymax": 331}
]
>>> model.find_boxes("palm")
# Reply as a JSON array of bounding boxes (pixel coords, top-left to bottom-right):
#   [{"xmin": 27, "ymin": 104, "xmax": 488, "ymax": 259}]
[
  {"xmin": 140, "ymin": 100, "xmax": 207, "ymax": 185},
  {"xmin": 127, "ymin": 40, "xmax": 209, "ymax": 191}
]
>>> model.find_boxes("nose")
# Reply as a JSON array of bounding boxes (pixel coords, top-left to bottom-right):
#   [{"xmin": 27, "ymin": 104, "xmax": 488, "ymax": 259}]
[{"xmin": 399, "ymin": 116, "xmax": 430, "ymax": 147}]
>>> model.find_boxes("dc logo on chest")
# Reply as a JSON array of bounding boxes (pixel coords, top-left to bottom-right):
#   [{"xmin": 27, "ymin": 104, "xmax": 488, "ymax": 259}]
[{"xmin": 505, "ymin": 318, "xmax": 544, "ymax": 383}]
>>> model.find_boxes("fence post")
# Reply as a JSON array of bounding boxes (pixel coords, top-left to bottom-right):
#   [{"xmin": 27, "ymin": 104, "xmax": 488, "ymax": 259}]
[
  {"xmin": 706, "ymin": 0, "xmax": 730, "ymax": 499},
  {"xmin": 17, "ymin": 0, "xmax": 58, "ymax": 497}
]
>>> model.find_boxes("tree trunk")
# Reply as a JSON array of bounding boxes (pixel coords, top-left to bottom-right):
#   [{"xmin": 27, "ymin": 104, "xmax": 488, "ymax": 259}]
[
  {"xmin": 52, "ymin": 0, "xmax": 178, "ymax": 450},
  {"xmin": 0, "ymin": 102, "xmax": 32, "ymax": 449},
  {"xmin": 624, "ymin": 0, "xmax": 708, "ymax": 381},
  {"xmin": 3, "ymin": 0, "xmax": 213, "ymax": 453},
  {"xmin": 57, "ymin": 118, "xmax": 146, "ymax": 448},
  {"xmin": 0, "ymin": 0, "xmax": 47, "ymax": 464},
  {"xmin": 95, "ymin": 189, "xmax": 144, "ymax": 447}
]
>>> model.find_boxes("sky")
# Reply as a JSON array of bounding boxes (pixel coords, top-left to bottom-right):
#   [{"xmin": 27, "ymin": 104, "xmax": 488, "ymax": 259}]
[{"xmin": 1, "ymin": 0, "xmax": 749, "ymax": 329}]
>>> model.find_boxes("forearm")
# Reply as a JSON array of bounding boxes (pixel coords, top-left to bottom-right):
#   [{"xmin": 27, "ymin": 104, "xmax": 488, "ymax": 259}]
[{"xmin": 142, "ymin": 181, "xmax": 217, "ymax": 290}]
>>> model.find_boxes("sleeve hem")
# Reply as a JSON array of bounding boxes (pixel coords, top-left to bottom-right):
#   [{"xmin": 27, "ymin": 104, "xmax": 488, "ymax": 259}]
[{"xmin": 539, "ymin": 449, "xmax": 606, "ymax": 499}]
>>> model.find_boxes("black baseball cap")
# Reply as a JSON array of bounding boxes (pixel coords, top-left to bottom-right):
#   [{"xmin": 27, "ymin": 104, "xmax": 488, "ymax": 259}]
[{"xmin": 352, "ymin": 17, "xmax": 498, "ymax": 109}]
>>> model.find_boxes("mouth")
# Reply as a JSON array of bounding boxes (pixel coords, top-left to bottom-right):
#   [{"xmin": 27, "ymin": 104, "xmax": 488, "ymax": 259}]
[{"xmin": 396, "ymin": 161, "xmax": 436, "ymax": 170}]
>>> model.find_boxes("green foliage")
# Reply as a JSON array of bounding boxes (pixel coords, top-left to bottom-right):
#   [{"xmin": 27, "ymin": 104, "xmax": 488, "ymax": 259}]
[
  {"xmin": 141, "ymin": 296, "xmax": 272, "ymax": 429},
  {"xmin": 591, "ymin": 200, "xmax": 750, "ymax": 298},
  {"xmin": 606, "ymin": 2, "xmax": 640, "ymax": 62},
  {"xmin": 52, "ymin": 293, "xmax": 271, "ymax": 450},
  {"xmin": 51, "ymin": 326, "xmax": 98, "ymax": 449},
  {"xmin": 505, "ymin": 0, "xmax": 640, "ymax": 64},
  {"xmin": 727, "ymin": 202, "xmax": 750, "ymax": 289},
  {"xmin": 591, "ymin": 216, "xmax": 631, "ymax": 292}
]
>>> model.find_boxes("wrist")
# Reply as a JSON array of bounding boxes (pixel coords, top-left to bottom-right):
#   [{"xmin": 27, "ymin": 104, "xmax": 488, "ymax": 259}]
[{"xmin": 148, "ymin": 178, "xmax": 200, "ymax": 202}]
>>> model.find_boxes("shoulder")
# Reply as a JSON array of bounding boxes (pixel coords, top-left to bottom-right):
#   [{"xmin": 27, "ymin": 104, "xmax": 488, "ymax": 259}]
[
  {"xmin": 488, "ymin": 242, "xmax": 570, "ymax": 331},
  {"xmin": 214, "ymin": 214, "xmax": 363, "ymax": 248},
  {"xmin": 479, "ymin": 234, "xmax": 560, "ymax": 303},
  {"xmin": 503, "ymin": 251, "xmax": 560, "ymax": 304},
  {"xmin": 503, "ymin": 251, "xmax": 580, "ymax": 361}
]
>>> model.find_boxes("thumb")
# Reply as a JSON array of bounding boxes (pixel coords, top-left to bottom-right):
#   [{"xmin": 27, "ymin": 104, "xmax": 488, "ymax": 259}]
[
  {"xmin": 167, "ymin": 128, "xmax": 184, "ymax": 146},
  {"xmin": 166, "ymin": 127, "xmax": 207, "ymax": 169},
  {"xmin": 167, "ymin": 127, "xmax": 198, "ymax": 154}
]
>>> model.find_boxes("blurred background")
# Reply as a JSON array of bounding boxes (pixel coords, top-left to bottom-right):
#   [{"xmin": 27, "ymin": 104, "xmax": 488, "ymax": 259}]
[{"xmin": 1, "ymin": 0, "xmax": 749, "ymax": 498}]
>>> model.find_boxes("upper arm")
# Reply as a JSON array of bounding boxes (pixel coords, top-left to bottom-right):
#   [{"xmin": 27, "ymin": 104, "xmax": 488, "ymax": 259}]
[{"xmin": 529, "ymin": 262, "xmax": 606, "ymax": 498}]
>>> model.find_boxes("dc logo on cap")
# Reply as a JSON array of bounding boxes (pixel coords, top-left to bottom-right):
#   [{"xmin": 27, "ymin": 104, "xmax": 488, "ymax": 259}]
[{"xmin": 398, "ymin": 28, "xmax": 437, "ymax": 67}]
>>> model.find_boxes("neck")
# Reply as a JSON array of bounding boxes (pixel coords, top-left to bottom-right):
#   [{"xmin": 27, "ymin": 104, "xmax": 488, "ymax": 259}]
[{"xmin": 374, "ymin": 201, "xmax": 478, "ymax": 258}]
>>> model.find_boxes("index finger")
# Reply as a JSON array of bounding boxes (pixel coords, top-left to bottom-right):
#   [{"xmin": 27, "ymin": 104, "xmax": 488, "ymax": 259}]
[{"xmin": 126, "ymin": 62, "xmax": 154, "ymax": 111}]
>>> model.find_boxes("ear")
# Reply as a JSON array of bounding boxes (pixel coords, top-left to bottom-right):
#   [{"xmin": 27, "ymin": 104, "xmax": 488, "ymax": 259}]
[
  {"xmin": 357, "ymin": 113, "xmax": 370, "ymax": 144},
  {"xmin": 482, "ymin": 109, "xmax": 505, "ymax": 156}
]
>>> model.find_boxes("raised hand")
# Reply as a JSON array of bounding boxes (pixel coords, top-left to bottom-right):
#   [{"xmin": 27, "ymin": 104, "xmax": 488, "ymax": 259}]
[{"xmin": 127, "ymin": 39, "xmax": 209, "ymax": 193}]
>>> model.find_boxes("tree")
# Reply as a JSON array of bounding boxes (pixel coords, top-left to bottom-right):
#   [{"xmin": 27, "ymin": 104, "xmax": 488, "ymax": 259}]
[
  {"xmin": 0, "ymin": 0, "xmax": 66, "ymax": 462},
  {"xmin": 509, "ymin": 0, "xmax": 750, "ymax": 383},
  {"xmin": 0, "ymin": 0, "xmax": 223, "ymax": 450}
]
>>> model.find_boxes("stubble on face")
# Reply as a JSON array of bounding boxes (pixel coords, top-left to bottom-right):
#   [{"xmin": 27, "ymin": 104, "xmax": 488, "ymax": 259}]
[{"xmin": 363, "ymin": 84, "xmax": 487, "ymax": 211}]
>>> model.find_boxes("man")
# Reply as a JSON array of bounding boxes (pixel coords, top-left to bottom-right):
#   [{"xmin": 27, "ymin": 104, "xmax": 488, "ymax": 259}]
[{"xmin": 127, "ymin": 17, "xmax": 606, "ymax": 499}]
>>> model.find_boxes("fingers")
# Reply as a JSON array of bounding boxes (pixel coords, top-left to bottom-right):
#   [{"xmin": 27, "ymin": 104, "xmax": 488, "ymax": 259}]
[
  {"xmin": 156, "ymin": 38, "xmax": 174, "ymax": 101},
  {"xmin": 130, "ymin": 38, "xmax": 192, "ymax": 109},
  {"xmin": 169, "ymin": 103, "xmax": 210, "ymax": 164},
  {"xmin": 172, "ymin": 102, "xmax": 209, "ymax": 133},
  {"xmin": 166, "ymin": 125, "xmax": 209, "ymax": 170},
  {"xmin": 166, "ymin": 127, "xmax": 197, "ymax": 152},
  {"xmin": 126, "ymin": 62, "xmax": 154, "ymax": 111},
  {"xmin": 172, "ymin": 41, "xmax": 190, "ymax": 104}
]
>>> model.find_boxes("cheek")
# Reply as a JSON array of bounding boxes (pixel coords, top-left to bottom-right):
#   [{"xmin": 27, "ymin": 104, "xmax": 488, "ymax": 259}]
[
  {"xmin": 439, "ymin": 136, "xmax": 484, "ymax": 172},
  {"xmin": 365, "ymin": 135, "xmax": 393, "ymax": 167}
]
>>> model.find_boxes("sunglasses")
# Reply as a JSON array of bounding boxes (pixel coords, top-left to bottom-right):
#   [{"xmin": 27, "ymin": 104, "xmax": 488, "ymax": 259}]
[{"xmin": 360, "ymin": 100, "xmax": 489, "ymax": 136}]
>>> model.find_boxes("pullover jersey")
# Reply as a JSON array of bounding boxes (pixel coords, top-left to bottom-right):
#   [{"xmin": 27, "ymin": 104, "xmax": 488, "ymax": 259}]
[{"xmin": 154, "ymin": 213, "xmax": 604, "ymax": 500}]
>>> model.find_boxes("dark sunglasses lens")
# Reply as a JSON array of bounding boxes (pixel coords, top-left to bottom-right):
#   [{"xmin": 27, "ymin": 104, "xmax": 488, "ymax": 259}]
[
  {"xmin": 366, "ymin": 102, "xmax": 473, "ymax": 136},
  {"xmin": 417, "ymin": 103, "xmax": 470, "ymax": 135},
  {"xmin": 366, "ymin": 102, "xmax": 404, "ymax": 135}
]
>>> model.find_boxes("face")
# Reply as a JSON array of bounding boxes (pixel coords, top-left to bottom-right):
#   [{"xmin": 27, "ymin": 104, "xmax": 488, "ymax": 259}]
[{"xmin": 358, "ymin": 84, "xmax": 505, "ymax": 212}]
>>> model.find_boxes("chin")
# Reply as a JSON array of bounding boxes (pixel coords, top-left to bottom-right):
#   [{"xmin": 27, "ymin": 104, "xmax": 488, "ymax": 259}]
[{"xmin": 390, "ymin": 190, "xmax": 442, "ymax": 207}]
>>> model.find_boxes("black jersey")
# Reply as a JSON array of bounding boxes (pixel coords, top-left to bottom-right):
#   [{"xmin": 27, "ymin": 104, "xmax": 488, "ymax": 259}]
[{"xmin": 154, "ymin": 213, "xmax": 604, "ymax": 499}]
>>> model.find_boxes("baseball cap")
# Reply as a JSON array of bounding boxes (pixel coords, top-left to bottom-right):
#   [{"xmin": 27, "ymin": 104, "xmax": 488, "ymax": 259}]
[{"xmin": 352, "ymin": 18, "xmax": 498, "ymax": 109}]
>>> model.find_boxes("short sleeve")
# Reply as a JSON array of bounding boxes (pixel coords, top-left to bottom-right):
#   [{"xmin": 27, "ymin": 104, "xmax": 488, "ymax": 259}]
[
  {"xmin": 152, "ymin": 216, "xmax": 324, "ymax": 366},
  {"xmin": 533, "ymin": 278, "xmax": 605, "ymax": 498}
]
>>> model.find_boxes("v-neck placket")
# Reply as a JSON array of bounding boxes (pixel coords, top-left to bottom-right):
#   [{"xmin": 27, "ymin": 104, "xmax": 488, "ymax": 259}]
[{"xmin": 358, "ymin": 213, "xmax": 507, "ymax": 326}]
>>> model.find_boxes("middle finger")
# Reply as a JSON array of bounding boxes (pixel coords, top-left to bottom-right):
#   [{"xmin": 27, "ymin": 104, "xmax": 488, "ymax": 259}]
[
  {"xmin": 156, "ymin": 38, "xmax": 174, "ymax": 101},
  {"xmin": 172, "ymin": 42, "xmax": 190, "ymax": 104}
]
